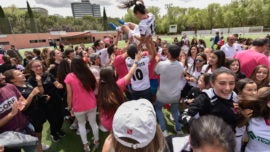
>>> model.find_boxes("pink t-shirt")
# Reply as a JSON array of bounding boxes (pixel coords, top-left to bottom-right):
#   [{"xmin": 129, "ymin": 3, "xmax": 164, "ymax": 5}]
[
  {"xmin": 100, "ymin": 77, "xmax": 127, "ymax": 131},
  {"xmin": 113, "ymin": 55, "xmax": 128, "ymax": 80},
  {"xmin": 234, "ymin": 50, "xmax": 270, "ymax": 77},
  {"xmin": 64, "ymin": 73, "xmax": 96, "ymax": 112},
  {"xmin": 148, "ymin": 57, "xmax": 159, "ymax": 79}
]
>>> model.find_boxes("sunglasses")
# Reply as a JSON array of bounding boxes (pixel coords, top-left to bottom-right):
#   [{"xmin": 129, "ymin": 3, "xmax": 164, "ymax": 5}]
[{"xmin": 195, "ymin": 59, "xmax": 205, "ymax": 63}]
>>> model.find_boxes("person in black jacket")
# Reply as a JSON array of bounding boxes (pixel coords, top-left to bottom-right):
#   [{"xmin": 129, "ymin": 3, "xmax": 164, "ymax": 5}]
[
  {"xmin": 27, "ymin": 60, "xmax": 65, "ymax": 142},
  {"xmin": 4, "ymin": 69, "xmax": 49, "ymax": 152},
  {"xmin": 181, "ymin": 67, "xmax": 240, "ymax": 129},
  {"xmin": 184, "ymin": 73, "xmax": 212, "ymax": 105}
]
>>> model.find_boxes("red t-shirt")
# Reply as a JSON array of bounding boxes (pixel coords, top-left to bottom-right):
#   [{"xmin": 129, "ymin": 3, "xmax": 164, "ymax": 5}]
[
  {"xmin": 234, "ymin": 50, "xmax": 270, "ymax": 77},
  {"xmin": 113, "ymin": 55, "xmax": 128, "ymax": 80},
  {"xmin": 0, "ymin": 83, "xmax": 28, "ymax": 133}
]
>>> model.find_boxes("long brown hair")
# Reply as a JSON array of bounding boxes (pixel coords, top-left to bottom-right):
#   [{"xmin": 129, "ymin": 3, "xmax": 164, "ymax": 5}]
[
  {"xmin": 257, "ymin": 87, "xmax": 270, "ymax": 120},
  {"xmin": 70, "ymin": 56, "xmax": 96, "ymax": 91},
  {"xmin": 97, "ymin": 66, "xmax": 125, "ymax": 116},
  {"xmin": 250, "ymin": 65, "xmax": 270, "ymax": 89}
]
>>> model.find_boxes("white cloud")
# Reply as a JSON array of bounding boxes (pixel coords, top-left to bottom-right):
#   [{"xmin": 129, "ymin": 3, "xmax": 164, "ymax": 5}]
[{"xmin": 34, "ymin": 0, "xmax": 80, "ymax": 8}]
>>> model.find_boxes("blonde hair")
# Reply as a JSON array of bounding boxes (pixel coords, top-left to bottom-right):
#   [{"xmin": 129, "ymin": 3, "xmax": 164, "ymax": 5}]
[{"xmin": 111, "ymin": 125, "xmax": 166, "ymax": 152}]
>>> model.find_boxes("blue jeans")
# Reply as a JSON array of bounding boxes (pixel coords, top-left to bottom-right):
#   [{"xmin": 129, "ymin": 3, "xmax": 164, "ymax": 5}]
[
  {"xmin": 154, "ymin": 101, "xmax": 181, "ymax": 132},
  {"xmin": 131, "ymin": 88, "xmax": 152, "ymax": 102}
]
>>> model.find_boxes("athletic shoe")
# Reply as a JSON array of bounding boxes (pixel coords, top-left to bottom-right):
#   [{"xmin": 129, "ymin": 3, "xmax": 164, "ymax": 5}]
[
  {"xmin": 162, "ymin": 130, "xmax": 168, "ymax": 137},
  {"xmin": 57, "ymin": 130, "xmax": 66, "ymax": 138},
  {"xmin": 169, "ymin": 113, "xmax": 174, "ymax": 121},
  {"xmin": 108, "ymin": 23, "xmax": 117, "ymax": 30},
  {"xmin": 99, "ymin": 124, "xmax": 108, "ymax": 132},
  {"xmin": 83, "ymin": 145, "xmax": 91, "ymax": 152},
  {"xmin": 92, "ymin": 141, "xmax": 99, "ymax": 151},
  {"xmin": 118, "ymin": 19, "xmax": 125, "ymax": 25},
  {"xmin": 42, "ymin": 144, "xmax": 50, "ymax": 151},
  {"xmin": 50, "ymin": 134, "xmax": 60, "ymax": 142},
  {"xmin": 69, "ymin": 123, "xmax": 78, "ymax": 130}
]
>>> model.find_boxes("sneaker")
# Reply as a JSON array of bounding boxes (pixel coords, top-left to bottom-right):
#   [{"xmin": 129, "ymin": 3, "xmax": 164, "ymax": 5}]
[
  {"xmin": 108, "ymin": 23, "xmax": 118, "ymax": 30},
  {"xmin": 69, "ymin": 123, "xmax": 78, "ymax": 130},
  {"xmin": 57, "ymin": 130, "xmax": 66, "ymax": 138},
  {"xmin": 99, "ymin": 124, "xmax": 108, "ymax": 132},
  {"xmin": 118, "ymin": 19, "xmax": 125, "ymax": 25},
  {"xmin": 108, "ymin": 23, "xmax": 122, "ymax": 32},
  {"xmin": 92, "ymin": 141, "xmax": 99, "ymax": 151},
  {"xmin": 83, "ymin": 145, "xmax": 91, "ymax": 152},
  {"xmin": 76, "ymin": 129, "xmax": 90, "ymax": 135},
  {"xmin": 41, "ymin": 144, "xmax": 50, "ymax": 151},
  {"xmin": 162, "ymin": 130, "xmax": 168, "ymax": 137},
  {"xmin": 50, "ymin": 134, "xmax": 60, "ymax": 142},
  {"xmin": 169, "ymin": 114, "xmax": 174, "ymax": 121}
]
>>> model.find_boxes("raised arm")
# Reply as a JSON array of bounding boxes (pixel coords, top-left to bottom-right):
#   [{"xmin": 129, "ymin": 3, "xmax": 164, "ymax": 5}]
[{"xmin": 123, "ymin": 53, "xmax": 141, "ymax": 83}]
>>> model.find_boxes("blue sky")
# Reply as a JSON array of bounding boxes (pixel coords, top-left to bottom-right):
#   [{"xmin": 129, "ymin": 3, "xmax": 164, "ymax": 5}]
[{"xmin": 0, "ymin": 0, "xmax": 231, "ymax": 17}]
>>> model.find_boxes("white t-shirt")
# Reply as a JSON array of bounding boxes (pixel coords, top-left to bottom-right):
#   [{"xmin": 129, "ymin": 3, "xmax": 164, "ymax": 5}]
[
  {"xmin": 125, "ymin": 56, "xmax": 150, "ymax": 91},
  {"xmin": 245, "ymin": 118, "xmax": 270, "ymax": 152},
  {"xmin": 138, "ymin": 13, "xmax": 155, "ymax": 36},
  {"xmin": 96, "ymin": 48, "xmax": 109, "ymax": 66},
  {"xmin": 187, "ymin": 65, "xmax": 202, "ymax": 87},
  {"xmin": 220, "ymin": 43, "xmax": 238, "ymax": 59},
  {"xmin": 155, "ymin": 60, "xmax": 186, "ymax": 103},
  {"xmin": 234, "ymin": 42, "xmax": 243, "ymax": 51},
  {"xmin": 201, "ymin": 64, "xmax": 212, "ymax": 74},
  {"xmin": 187, "ymin": 56, "xmax": 194, "ymax": 65},
  {"xmin": 157, "ymin": 47, "xmax": 167, "ymax": 61},
  {"xmin": 181, "ymin": 45, "xmax": 189, "ymax": 54}
]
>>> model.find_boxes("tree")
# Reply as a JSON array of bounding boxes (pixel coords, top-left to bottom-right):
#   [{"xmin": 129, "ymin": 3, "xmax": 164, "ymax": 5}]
[
  {"xmin": 0, "ymin": 6, "xmax": 12, "ymax": 34},
  {"xmin": 27, "ymin": 1, "xmax": 37, "ymax": 33},
  {"xmin": 102, "ymin": 7, "xmax": 108, "ymax": 31}
]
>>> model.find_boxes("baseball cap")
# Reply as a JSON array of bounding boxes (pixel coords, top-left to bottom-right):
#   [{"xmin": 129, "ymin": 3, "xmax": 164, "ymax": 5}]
[{"xmin": 112, "ymin": 99, "xmax": 157, "ymax": 149}]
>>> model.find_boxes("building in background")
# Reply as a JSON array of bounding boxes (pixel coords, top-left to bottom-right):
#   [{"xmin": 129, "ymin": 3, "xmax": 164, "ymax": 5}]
[
  {"xmin": 71, "ymin": 0, "xmax": 101, "ymax": 18},
  {"xmin": 19, "ymin": 7, "xmax": 48, "ymax": 16}
]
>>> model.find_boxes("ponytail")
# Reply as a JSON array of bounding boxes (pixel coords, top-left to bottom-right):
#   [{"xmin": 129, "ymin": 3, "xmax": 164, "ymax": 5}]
[{"xmin": 118, "ymin": 0, "xmax": 146, "ymax": 14}]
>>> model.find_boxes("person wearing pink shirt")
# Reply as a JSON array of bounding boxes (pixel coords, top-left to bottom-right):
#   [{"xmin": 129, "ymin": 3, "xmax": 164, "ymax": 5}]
[
  {"xmin": 64, "ymin": 57, "xmax": 99, "ymax": 152},
  {"xmin": 234, "ymin": 38, "xmax": 269, "ymax": 77},
  {"xmin": 98, "ymin": 53, "xmax": 141, "ymax": 131}
]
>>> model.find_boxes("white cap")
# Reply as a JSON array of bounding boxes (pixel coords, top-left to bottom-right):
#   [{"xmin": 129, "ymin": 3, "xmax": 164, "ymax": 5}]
[{"xmin": 112, "ymin": 99, "xmax": 157, "ymax": 149}]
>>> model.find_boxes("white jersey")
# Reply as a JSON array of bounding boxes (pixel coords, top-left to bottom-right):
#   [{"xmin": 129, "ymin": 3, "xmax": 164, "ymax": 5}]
[
  {"xmin": 138, "ymin": 13, "xmax": 155, "ymax": 37},
  {"xmin": 245, "ymin": 118, "xmax": 270, "ymax": 152},
  {"xmin": 96, "ymin": 48, "xmax": 109, "ymax": 66},
  {"xmin": 125, "ymin": 56, "xmax": 150, "ymax": 91},
  {"xmin": 220, "ymin": 43, "xmax": 238, "ymax": 59}
]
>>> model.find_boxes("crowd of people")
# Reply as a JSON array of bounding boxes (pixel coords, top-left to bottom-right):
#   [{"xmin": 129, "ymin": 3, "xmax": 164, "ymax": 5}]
[{"xmin": 1, "ymin": 0, "xmax": 270, "ymax": 152}]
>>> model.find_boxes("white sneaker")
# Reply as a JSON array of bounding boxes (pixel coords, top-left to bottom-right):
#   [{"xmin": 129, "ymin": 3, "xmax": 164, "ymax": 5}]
[
  {"xmin": 99, "ymin": 124, "xmax": 108, "ymax": 132},
  {"xmin": 42, "ymin": 144, "xmax": 50, "ymax": 151},
  {"xmin": 169, "ymin": 114, "xmax": 174, "ymax": 121},
  {"xmin": 76, "ymin": 129, "xmax": 90, "ymax": 135},
  {"xmin": 162, "ymin": 130, "xmax": 168, "ymax": 137},
  {"xmin": 83, "ymin": 145, "xmax": 91, "ymax": 152},
  {"xmin": 69, "ymin": 123, "xmax": 78, "ymax": 130}
]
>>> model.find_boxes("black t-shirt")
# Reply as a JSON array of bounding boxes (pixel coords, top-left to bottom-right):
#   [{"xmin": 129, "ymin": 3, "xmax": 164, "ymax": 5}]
[
  {"xmin": 27, "ymin": 73, "xmax": 60, "ymax": 100},
  {"xmin": 49, "ymin": 62, "xmax": 59, "ymax": 78},
  {"xmin": 0, "ymin": 63, "xmax": 16, "ymax": 73},
  {"xmin": 16, "ymin": 83, "xmax": 47, "ymax": 118}
]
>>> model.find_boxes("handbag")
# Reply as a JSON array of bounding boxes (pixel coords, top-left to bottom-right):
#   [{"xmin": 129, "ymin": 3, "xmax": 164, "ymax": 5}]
[{"xmin": 0, "ymin": 131, "xmax": 38, "ymax": 148}]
